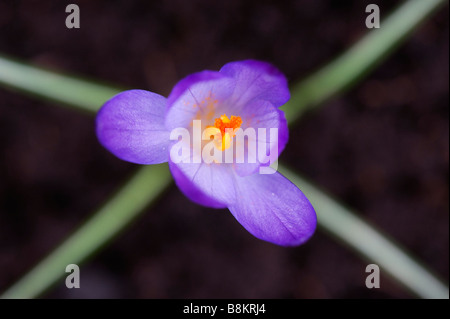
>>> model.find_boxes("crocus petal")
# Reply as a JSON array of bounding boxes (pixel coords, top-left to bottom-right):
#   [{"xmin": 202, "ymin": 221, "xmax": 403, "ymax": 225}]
[
  {"xmin": 165, "ymin": 71, "xmax": 235, "ymax": 131},
  {"xmin": 233, "ymin": 99, "xmax": 289, "ymax": 176},
  {"xmin": 169, "ymin": 161, "xmax": 227, "ymax": 209},
  {"xmin": 228, "ymin": 169, "xmax": 317, "ymax": 246},
  {"xmin": 96, "ymin": 90, "xmax": 170, "ymax": 164},
  {"xmin": 219, "ymin": 60, "xmax": 290, "ymax": 111},
  {"xmin": 171, "ymin": 160, "xmax": 236, "ymax": 206}
]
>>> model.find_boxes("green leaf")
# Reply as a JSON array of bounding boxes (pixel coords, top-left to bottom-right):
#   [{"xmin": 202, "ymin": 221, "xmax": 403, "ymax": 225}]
[
  {"xmin": 0, "ymin": 55, "xmax": 121, "ymax": 113},
  {"xmin": 282, "ymin": 0, "xmax": 448, "ymax": 124},
  {"xmin": 1, "ymin": 165, "xmax": 171, "ymax": 299},
  {"xmin": 280, "ymin": 166, "xmax": 449, "ymax": 299}
]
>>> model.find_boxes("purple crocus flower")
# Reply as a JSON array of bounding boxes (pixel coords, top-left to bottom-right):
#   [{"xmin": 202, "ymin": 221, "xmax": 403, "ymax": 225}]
[{"xmin": 96, "ymin": 60, "xmax": 316, "ymax": 246}]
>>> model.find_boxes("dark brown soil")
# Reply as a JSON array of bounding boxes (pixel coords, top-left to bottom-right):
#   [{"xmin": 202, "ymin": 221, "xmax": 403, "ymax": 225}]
[{"xmin": 0, "ymin": 0, "xmax": 448, "ymax": 298}]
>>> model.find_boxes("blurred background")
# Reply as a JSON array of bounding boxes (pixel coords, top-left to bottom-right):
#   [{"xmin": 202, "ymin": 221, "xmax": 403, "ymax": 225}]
[{"xmin": 0, "ymin": 0, "xmax": 448, "ymax": 298}]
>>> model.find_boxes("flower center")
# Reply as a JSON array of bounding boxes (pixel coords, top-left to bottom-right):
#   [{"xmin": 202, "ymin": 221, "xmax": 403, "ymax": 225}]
[
  {"xmin": 208, "ymin": 114, "xmax": 242, "ymax": 151},
  {"xmin": 214, "ymin": 114, "xmax": 242, "ymax": 135}
]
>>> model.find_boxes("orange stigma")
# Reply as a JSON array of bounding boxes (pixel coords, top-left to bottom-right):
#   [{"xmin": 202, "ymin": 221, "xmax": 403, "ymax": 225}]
[
  {"xmin": 207, "ymin": 114, "xmax": 242, "ymax": 151},
  {"xmin": 214, "ymin": 114, "xmax": 242, "ymax": 136}
]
